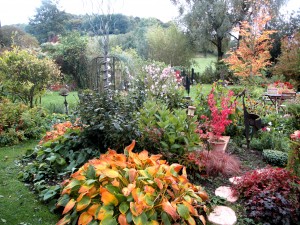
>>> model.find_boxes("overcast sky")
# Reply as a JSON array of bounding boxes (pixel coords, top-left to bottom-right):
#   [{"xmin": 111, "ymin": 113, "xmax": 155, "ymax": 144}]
[
  {"xmin": 0, "ymin": 0, "xmax": 299, "ymax": 26},
  {"xmin": 0, "ymin": 0, "xmax": 179, "ymax": 25}
]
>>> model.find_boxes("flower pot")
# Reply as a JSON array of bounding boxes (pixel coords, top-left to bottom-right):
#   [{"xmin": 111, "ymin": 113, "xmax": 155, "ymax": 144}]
[{"xmin": 209, "ymin": 136, "xmax": 230, "ymax": 152}]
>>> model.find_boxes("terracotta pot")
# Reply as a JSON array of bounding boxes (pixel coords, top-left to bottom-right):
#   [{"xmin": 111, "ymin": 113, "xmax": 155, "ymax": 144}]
[{"xmin": 209, "ymin": 136, "xmax": 230, "ymax": 152}]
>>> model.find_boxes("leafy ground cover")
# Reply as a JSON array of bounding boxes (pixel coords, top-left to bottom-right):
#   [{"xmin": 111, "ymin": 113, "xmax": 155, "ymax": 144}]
[{"xmin": 0, "ymin": 140, "xmax": 59, "ymax": 224}]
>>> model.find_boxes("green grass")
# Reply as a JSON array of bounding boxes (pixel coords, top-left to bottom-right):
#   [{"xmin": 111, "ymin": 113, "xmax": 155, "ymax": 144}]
[
  {"xmin": 0, "ymin": 141, "xmax": 59, "ymax": 224},
  {"xmin": 40, "ymin": 91, "xmax": 79, "ymax": 114},
  {"xmin": 191, "ymin": 54, "xmax": 217, "ymax": 73}
]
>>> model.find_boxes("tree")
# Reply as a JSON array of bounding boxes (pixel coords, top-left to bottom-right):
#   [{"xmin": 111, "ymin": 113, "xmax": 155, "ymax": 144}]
[
  {"xmin": 147, "ymin": 24, "xmax": 194, "ymax": 67},
  {"xmin": 223, "ymin": 10, "xmax": 275, "ymax": 79},
  {"xmin": 0, "ymin": 25, "xmax": 39, "ymax": 50},
  {"xmin": 0, "ymin": 47, "xmax": 61, "ymax": 107},
  {"xmin": 273, "ymin": 32, "xmax": 300, "ymax": 88},
  {"xmin": 184, "ymin": 0, "xmax": 232, "ymax": 60},
  {"xmin": 26, "ymin": 0, "xmax": 69, "ymax": 43},
  {"xmin": 42, "ymin": 31, "xmax": 89, "ymax": 88},
  {"xmin": 171, "ymin": 0, "xmax": 286, "ymax": 60}
]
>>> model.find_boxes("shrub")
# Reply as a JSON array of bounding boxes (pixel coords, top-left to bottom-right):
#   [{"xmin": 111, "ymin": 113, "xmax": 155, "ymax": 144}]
[
  {"xmin": 56, "ymin": 141, "xmax": 209, "ymax": 225},
  {"xmin": 185, "ymin": 150, "xmax": 241, "ymax": 177},
  {"xmin": 0, "ymin": 99, "xmax": 50, "ymax": 146},
  {"xmin": 287, "ymin": 130, "xmax": 300, "ymax": 177},
  {"xmin": 19, "ymin": 128, "xmax": 97, "ymax": 211},
  {"xmin": 262, "ymin": 149, "xmax": 288, "ymax": 167},
  {"xmin": 231, "ymin": 167, "xmax": 300, "ymax": 224},
  {"xmin": 77, "ymin": 89, "xmax": 143, "ymax": 152},
  {"xmin": 138, "ymin": 100, "xmax": 200, "ymax": 160}
]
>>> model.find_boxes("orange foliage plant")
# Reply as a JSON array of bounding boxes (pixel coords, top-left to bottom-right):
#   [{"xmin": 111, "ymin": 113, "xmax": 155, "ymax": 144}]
[
  {"xmin": 223, "ymin": 1, "xmax": 275, "ymax": 79},
  {"xmin": 39, "ymin": 121, "xmax": 82, "ymax": 145},
  {"xmin": 56, "ymin": 140, "xmax": 209, "ymax": 225}
]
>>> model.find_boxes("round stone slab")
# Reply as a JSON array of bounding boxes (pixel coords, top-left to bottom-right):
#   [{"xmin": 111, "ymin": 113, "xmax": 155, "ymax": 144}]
[
  {"xmin": 229, "ymin": 176, "xmax": 241, "ymax": 185},
  {"xmin": 215, "ymin": 186, "xmax": 238, "ymax": 203},
  {"xmin": 208, "ymin": 205, "xmax": 237, "ymax": 225}
]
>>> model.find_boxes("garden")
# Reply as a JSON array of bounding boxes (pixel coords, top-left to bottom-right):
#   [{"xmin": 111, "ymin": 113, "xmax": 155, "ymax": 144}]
[{"xmin": 1, "ymin": 0, "xmax": 300, "ymax": 225}]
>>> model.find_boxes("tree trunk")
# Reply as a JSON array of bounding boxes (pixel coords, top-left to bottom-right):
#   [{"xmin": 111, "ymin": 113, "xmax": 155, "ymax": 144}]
[{"xmin": 217, "ymin": 37, "xmax": 224, "ymax": 61}]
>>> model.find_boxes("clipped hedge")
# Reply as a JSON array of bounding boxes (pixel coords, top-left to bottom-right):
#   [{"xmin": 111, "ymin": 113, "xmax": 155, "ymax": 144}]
[{"xmin": 262, "ymin": 149, "xmax": 288, "ymax": 167}]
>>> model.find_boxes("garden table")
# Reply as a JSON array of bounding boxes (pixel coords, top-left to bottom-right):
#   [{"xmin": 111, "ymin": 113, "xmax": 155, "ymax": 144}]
[{"xmin": 263, "ymin": 92, "xmax": 296, "ymax": 113}]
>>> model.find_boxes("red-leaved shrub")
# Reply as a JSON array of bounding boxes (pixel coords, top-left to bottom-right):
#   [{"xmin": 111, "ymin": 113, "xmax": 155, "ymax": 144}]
[
  {"xmin": 187, "ymin": 150, "xmax": 241, "ymax": 177},
  {"xmin": 231, "ymin": 167, "xmax": 300, "ymax": 224}
]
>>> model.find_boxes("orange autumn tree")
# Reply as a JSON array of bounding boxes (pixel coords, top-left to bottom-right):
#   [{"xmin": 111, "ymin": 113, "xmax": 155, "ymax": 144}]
[{"xmin": 224, "ymin": 2, "xmax": 275, "ymax": 79}]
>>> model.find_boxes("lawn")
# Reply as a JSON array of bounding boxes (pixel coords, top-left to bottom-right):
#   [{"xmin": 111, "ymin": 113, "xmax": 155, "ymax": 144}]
[
  {"xmin": 191, "ymin": 54, "xmax": 217, "ymax": 73},
  {"xmin": 0, "ymin": 141, "xmax": 59, "ymax": 224},
  {"xmin": 40, "ymin": 91, "xmax": 79, "ymax": 114}
]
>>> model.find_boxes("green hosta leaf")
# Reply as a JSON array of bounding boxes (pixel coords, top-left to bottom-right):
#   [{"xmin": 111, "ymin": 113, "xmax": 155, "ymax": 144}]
[
  {"xmin": 56, "ymin": 156, "xmax": 66, "ymax": 165},
  {"xmin": 177, "ymin": 204, "xmax": 189, "ymax": 220},
  {"xmin": 105, "ymin": 184, "xmax": 121, "ymax": 194},
  {"xmin": 161, "ymin": 212, "xmax": 171, "ymax": 225},
  {"xmin": 57, "ymin": 194, "xmax": 70, "ymax": 207},
  {"xmin": 144, "ymin": 194, "xmax": 154, "ymax": 207},
  {"xmin": 85, "ymin": 179, "xmax": 96, "ymax": 185},
  {"xmin": 46, "ymin": 154, "xmax": 57, "ymax": 162},
  {"xmin": 66, "ymin": 179, "xmax": 81, "ymax": 190},
  {"xmin": 100, "ymin": 215, "xmax": 117, "ymax": 225},
  {"xmin": 132, "ymin": 212, "xmax": 148, "ymax": 225},
  {"xmin": 86, "ymin": 165, "xmax": 96, "ymax": 179},
  {"xmin": 43, "ymin": 189, "xmax": 57, "ymax": 201},
  {"xmin": 88, "ymin": 221, "xmax": 98, "ymax": 225},
  {"xmin": 126, "ymin": 211, "xmax": 133, "ymax": 223},
  {"xmin": 119, "ymin": 202, "xmax": 129, "ymax": 214}
]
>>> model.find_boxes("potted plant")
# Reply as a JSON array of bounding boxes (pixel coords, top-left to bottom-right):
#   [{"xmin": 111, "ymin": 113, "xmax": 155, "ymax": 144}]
[{"xmin": 197, "ymin": 84, "xmax": 236, "ymax": 151}]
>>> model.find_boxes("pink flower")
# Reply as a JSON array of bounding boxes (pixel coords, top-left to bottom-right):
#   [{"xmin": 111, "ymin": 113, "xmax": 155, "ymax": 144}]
[{"xmin": 290, "ymin": 130, "xmax": 300, "ymax": 140}]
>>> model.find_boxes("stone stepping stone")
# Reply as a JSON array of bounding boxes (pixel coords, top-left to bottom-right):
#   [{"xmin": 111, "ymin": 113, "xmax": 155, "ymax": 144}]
[
  {"xmin": 229, "ymin": 176, "xmax": 242, "ymax": 185},
  {"xmin": 215, "ymin": 186, "xmax": 238, "ymax": 203},
  {"xmin": 208, "ymin": 205, "xmax": 237, "ymax": 225}
]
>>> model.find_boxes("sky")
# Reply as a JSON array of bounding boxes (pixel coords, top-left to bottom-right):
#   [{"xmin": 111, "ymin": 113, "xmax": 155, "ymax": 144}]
[
  {"xmin": 0, "ymin": 0, "xmax": 300, "ymax": 26},
  {"xmin": 0, "ymin": 0, "xmax": 179, "ymax": 25}
]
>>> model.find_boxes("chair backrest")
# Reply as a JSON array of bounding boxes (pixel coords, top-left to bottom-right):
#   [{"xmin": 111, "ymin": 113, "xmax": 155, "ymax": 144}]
[{"xmin": 267, "ymin": 88, "xmax": 278, "ymax": 94}]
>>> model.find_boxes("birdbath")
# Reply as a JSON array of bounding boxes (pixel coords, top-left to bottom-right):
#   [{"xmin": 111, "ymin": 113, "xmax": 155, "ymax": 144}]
[{"xmin": 59, "ymin": 88, "xmax": 69, "ymax": 115}]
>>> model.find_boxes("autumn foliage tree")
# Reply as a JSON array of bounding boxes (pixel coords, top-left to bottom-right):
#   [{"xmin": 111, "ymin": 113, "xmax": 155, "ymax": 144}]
[
  {"xmin": 273, "ymin": 32, "xmax": 300, "ymax": 88},
  {"xmin": 223, "ymin": 6, "xmax": 275, "ymax": 80}
]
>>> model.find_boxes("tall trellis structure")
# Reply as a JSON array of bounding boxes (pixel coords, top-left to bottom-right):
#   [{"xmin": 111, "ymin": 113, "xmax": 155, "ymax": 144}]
[{"xmin": 87, "ymin": 56, "xmax": 129, "ymax": 93}]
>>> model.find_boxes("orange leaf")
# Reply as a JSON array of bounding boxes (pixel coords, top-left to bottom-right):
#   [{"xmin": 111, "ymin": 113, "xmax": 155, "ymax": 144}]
[
  {"xmin": 56, "ymin": 215, "xmax": 71, "ymax": 225},
  {"xmin": 101, "ymin": 169, "xmax": 120, "ymax": 178},
  {"xmin": 122, "ymin": 183, "xmax": 136, "ymax": 196},
  {"xmin": 162, "ymin": 200, "xmax": 180, "ymax": 221},
  {"xmin": 187, "ymin": 216, "xmax": 196, "ymax": 225},
  {"xmin": 198, "ymin": 191, "xmax": 209, "ymax": 202},
  {"xmin": 101, "ymin": 190, "xmax": 119, "ymax": 206},
  {"xmin": 128, "ymin": 168, "xmax": 137, "ymax": 183},
  {"xmin": 62, "ymin": 199, "xmax": 76, "ymax": 215},
  {"xmin": 130, "ymin": 202, "xmax": 144, "ymax": 217},
  {"xmin": 111, "ymin": 178, "xmax": 120, "ymax": 187},
  {"xmin": 125, "ymin": 140, "xmax": 136, "ymax": 153},
  {"xmin": 154, "ymin": 178, "xmax": 163, "ymax": 190},
  {"xmin": 87, "ymin": 204, "xmax": 100, "ymax": 217},
  {"xmin": 199, "ymin": 215, "xmax": 206, "ymax": 225},
  {"xmin": 171, "ymin": 163, "xmax": 183, "ymax": 173},
  {"xmin": 118, "ymin": 214, "xmax": 129, "ymax": 225},
  {"xmin": 78, "ymin": 211, "xmax": 93, "ymax": 225},
  {"xmin": 182, "ymin": 201, "xmax": 198, "ymax": 216},
  {"xmin": 144, "ymin": 185, "xmax": 155, "ymax": 194},
  {"xmin": 76, "ymin": 196, "xmax": 91, "ymax": 211},
  {"xmin": 138, "ymin": 150, "xmax": 149, "ymax": 160}
]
